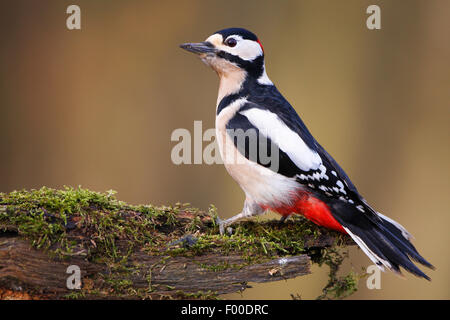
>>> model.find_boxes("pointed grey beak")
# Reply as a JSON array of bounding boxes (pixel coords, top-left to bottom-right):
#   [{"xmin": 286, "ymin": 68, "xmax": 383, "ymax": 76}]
[{"xmin": 179, "ymin": 42, "xmax": 217, "ymax": 55}]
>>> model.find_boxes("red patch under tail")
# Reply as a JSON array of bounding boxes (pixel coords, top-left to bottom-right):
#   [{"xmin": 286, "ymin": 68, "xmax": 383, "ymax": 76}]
[{"xmin": 262, "ymin": 192, "xmax": 346, "ymax": 234}]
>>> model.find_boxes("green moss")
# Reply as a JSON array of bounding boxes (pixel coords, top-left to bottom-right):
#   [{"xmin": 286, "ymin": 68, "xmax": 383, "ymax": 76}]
[
  {"xmin": 0, "ymin": 186, "xmax": 358, "ymax": 299},
  {"xmin": 312, "ymin": 247, "xmax": 360, "ymax": 300},
  {"xmin": 0, "ymin": 186, "xmax": 175, "ymax": 260},
  {"xmin": 63, "ymin": 291, "xmax": 86, "ymax": 300},
  {"xmin": 198, "ymin": 261, "xmax": 245, "ymax": 272}
]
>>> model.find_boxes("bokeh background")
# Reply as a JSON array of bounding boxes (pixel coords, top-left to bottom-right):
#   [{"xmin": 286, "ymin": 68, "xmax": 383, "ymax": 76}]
[{"xmin": 1, "ymin": 0, "xmax": 449, "ymax": 299}]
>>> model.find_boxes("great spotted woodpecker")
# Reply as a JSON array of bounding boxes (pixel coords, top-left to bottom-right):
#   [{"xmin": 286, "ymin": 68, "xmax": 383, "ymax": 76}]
[{"xmin": 180, "ymin": 28, "xmax": 433, "ymax": 279}]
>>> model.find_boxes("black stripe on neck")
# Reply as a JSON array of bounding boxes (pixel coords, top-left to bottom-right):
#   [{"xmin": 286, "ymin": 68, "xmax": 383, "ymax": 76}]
[
  {"xmin": 216, "ymin": 77, "xmax": 275, "ymax": 115},
  {"xmin": 217, "ymin": 52, "xmax": 265, "ymax": 79},
  {"xmin": 216, "ymin": 92, "xmax": 243, "ymax": 115}
]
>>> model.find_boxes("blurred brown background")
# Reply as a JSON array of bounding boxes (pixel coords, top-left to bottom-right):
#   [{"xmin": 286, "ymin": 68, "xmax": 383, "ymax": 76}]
[{"xmin": 0, "ymin": 0, "xmax": 449, "ymax": 299}]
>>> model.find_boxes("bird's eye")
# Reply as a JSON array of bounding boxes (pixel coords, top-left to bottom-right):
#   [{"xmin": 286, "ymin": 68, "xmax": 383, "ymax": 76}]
[{"xmin": 225, "ymin": 38, "xmax": 237, "ymax": 47}]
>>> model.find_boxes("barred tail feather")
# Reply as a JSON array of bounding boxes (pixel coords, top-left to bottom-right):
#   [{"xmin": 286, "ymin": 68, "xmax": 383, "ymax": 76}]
[{"xmin": 324, "ymin": 198, "xmax": 434, "ymax": 280}]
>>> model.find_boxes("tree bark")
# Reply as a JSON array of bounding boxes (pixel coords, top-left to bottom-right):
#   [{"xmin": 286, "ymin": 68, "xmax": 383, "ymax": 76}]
[{"xmin": 0, "ymin": 198, "xmax": 353, "ymax": 299}]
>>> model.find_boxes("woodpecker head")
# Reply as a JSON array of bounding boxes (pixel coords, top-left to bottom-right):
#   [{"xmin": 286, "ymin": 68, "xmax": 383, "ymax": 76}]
[{"xmin": 180, "ymin": 28, "xmax": 270, "ymax": 83}]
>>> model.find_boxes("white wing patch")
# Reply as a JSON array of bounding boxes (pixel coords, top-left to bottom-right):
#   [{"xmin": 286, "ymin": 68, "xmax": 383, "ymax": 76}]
[{"xmin": 239, "ymin": 108, "xmax": 322, "ymax": 172}]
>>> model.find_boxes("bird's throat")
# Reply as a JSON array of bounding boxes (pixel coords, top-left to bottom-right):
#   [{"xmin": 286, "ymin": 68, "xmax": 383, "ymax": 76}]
[{"xmin": 216, "ymin": 69, "xmax": 247, "ymax": 106}]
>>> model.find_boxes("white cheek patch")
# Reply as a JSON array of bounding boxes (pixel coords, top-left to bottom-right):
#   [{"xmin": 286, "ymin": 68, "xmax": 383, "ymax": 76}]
[
  {"xmin": 206, "ymin": 34, "xmax": 263, "ymax": 61},
  {"xmin": 227, "ymin": 37, "xmax": 263, "ymax": 61}
]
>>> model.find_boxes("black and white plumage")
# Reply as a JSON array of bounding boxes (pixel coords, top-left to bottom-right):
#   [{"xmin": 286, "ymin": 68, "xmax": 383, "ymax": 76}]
[{"xmin": 180, "ymin": 28, "xmax": 433, "ymax": 279}]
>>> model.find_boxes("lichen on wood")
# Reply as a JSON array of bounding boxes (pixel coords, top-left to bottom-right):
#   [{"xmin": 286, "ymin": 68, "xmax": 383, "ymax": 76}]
[{"xmin": 0, "ymin": 187, "xmax": 356, "ymax": 299}]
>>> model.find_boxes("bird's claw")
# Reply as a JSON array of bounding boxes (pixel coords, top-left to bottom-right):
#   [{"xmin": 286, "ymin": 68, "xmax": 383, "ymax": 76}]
[
  {"xmin": 216, "ymin": 217, "xmax": 233, "ymax": 236},
  {"xmin": 279, "ymin": 214, "xmax": 291, "ymax": 224},
  {"xmin": 215, "ymin": 216, "xmax": 225, "ymax": 235}
]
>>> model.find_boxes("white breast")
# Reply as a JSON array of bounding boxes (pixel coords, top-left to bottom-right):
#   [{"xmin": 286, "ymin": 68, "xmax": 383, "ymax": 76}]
[{"xmin": 216, "ymin": 99, "xmax": 300, "ymax": 206}]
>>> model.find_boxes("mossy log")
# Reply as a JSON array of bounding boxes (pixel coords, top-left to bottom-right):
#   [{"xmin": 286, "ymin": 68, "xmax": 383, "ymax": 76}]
[{"xmin": 0, "ymin": 187, "xmax": 354, "ymax": 299}]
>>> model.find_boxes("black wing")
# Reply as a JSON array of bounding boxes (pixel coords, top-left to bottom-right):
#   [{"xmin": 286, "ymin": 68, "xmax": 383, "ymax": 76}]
[
  {"xmin": 226, "ymin": 89, "xmax": 367, "ymax": 210},
  {"xmin": 225, "ymin": 90, "xmax": 433, "ymax": 279}
]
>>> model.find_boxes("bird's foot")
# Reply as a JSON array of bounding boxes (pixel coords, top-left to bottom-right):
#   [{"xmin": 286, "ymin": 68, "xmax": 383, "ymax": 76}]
[
  {"xmin": 215, "ymin": 216, "xmax": 225, "ymax": 235},
  {"xmin": 278, "ymin": 214, "xmax": 291, "ymax": 224},
  {"xmin": 215, "ymin": 217, "xmax": 233, "ymax": 236}
]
